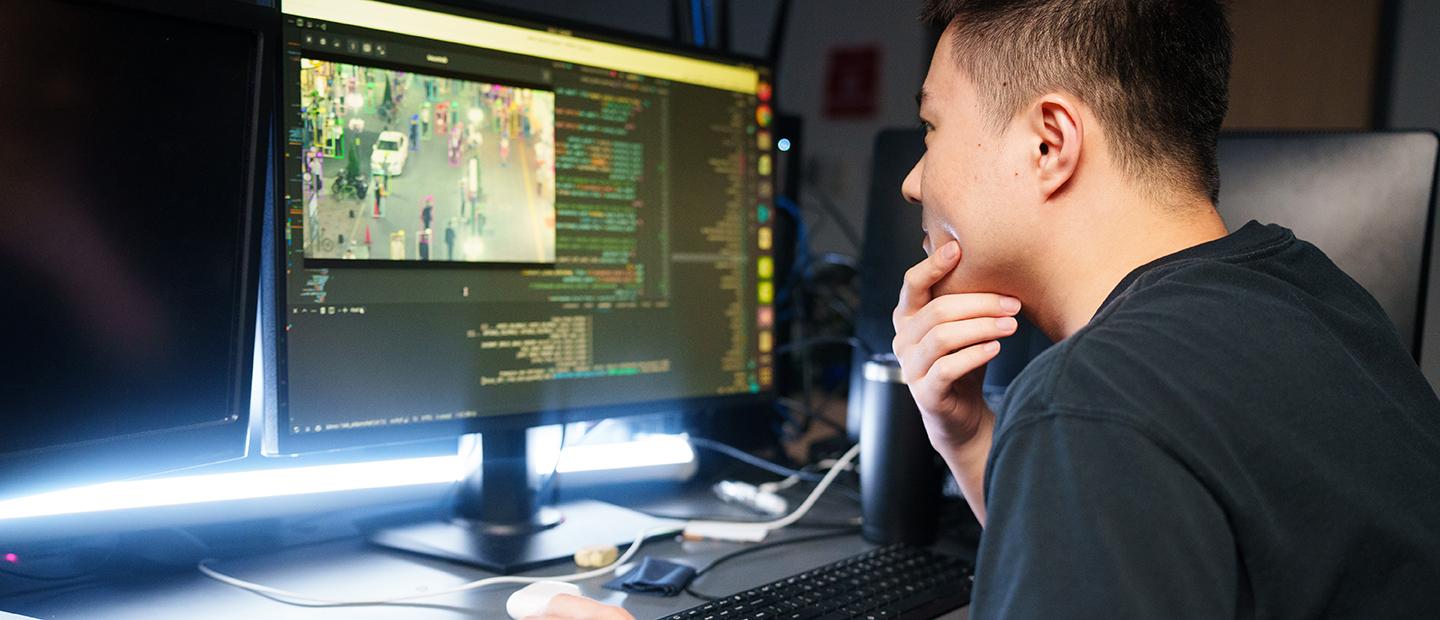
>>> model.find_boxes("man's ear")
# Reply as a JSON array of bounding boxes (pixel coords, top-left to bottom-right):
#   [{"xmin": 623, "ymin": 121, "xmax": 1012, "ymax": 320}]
[{"xmin": 1028, "ymin": 94, "xmax": 1082, "ymax": 200}]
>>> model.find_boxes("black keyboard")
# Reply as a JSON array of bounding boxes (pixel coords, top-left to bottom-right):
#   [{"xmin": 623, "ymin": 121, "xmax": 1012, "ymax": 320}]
[{"xmin": 664, "ymin": 544, "xmax": 973, "ymax": 620}]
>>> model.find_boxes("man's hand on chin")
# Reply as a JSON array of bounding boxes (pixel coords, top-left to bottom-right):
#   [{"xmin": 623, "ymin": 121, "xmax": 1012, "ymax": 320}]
[{"xmin": 891, "ymin": 240, "xmax": 1021, "ymax": 525}]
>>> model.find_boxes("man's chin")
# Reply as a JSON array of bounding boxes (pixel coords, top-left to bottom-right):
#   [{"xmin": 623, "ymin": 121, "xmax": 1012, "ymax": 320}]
[
  {"xmin": 930, "ymin": 259, "xmax": 1018, "ymax": 299},
  {"xmin": 930, "ymin": 263, "xmax": 981, "ymax": 298}
]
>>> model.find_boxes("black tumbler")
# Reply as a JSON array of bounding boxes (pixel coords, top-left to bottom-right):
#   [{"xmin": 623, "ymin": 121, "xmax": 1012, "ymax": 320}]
[{"xmin": 859, "ymin": 353, "xmax": 943, "ymax": 545}]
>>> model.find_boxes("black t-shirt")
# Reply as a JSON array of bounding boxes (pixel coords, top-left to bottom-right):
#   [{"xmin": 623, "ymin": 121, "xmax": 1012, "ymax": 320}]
[{"xmin": 972, "ymin": 221, "xmax": 1440, "ymax": 618}]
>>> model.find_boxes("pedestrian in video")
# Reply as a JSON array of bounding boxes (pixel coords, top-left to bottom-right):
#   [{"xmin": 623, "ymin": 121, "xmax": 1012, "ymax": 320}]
[
  {"xmin": 448, "ymin": 124, "xmax": 464, "ymax": 166},
  {"xmin": 435, "ymin": 100, "xmax": 449, "ymax": 137},
  {"xmin": 408, "ymin": 113, "xmax": 419, "ymax": 152},
  {"xmin": 418, "ymin": 227, "xmax": 432, "ymax": 261},
  {"xmin": 445, "ymin": 219, "xmax": 457, "ymax": 261}
]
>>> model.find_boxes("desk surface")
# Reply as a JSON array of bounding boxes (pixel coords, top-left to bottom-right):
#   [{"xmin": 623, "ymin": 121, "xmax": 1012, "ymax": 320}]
[{"xmin": 2, "ymin": 482, "xmax": 974, "ymax": 619}]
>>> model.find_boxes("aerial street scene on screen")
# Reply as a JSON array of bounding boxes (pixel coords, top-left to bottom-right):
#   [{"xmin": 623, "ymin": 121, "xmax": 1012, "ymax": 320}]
[{"xmin": 298, "ymin": 59, "xmax": 556, "ymax": 264}]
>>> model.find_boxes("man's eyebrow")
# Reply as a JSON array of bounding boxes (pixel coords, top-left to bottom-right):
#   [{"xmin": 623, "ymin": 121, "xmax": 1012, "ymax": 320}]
[{"xmin": 915, "ymin": 89, "xmax": 928, "ymax": 108}]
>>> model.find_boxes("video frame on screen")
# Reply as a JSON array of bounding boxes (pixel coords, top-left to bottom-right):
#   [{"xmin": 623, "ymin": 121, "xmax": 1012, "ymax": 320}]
[{"xmin": 299, "ymin": 59, "xmax": 556, "ymax": 264}]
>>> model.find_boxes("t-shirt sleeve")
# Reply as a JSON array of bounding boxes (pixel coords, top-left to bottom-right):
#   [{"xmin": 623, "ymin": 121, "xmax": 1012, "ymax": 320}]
[{"xmin": 970, "ymin": 412, "xmax": 1240, "ymax": 619}]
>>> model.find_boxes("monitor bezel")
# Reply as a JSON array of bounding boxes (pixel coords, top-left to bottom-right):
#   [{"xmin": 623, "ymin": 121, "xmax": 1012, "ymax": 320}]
[
  {"xmin": 268, "ymin": 0, "xmax": 777, "ymax": 455},
  {"xmin": 0, "ymin": 0, "xmax": 275, "ymax": 500}
]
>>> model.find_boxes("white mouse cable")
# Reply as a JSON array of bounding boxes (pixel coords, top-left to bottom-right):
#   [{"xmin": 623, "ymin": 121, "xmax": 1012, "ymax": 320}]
[
  {"xmin": 750, "ymin": 441, "xmax": 860, "ymax": 530},
  {"xmin": 199, "ymin": 443, "xmax": 862, "ymax": 604},
  {"xmin": 756, "ymin": 457, "xmax": 854, "ymax": 495},
  {"xmin": 197, "ymin": 524, "xmax": 681, "ymax": 606}
]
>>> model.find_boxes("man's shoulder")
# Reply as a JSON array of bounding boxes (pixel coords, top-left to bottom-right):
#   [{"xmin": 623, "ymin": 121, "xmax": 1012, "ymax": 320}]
[{"xmin": 999, "ymin": 253, "xmax": 1347, "ymax": 432}]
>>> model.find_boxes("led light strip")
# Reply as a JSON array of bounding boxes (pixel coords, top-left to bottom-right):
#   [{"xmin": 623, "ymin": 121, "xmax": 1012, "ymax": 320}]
[{"xmin": 0, "ymin": 435, "xmax": 694, "ymax": 521}]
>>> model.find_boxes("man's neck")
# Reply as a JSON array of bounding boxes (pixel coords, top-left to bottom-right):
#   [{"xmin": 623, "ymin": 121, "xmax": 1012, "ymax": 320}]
[{"xmin": 1026, "ymin": 196, "xmax": 1229, "ymax": 342}]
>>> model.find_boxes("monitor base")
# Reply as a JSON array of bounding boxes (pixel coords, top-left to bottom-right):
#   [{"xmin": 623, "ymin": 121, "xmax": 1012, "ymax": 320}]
[{"xmin": 368, "ymin": 499, "xmax": 682, "ymax": 574}]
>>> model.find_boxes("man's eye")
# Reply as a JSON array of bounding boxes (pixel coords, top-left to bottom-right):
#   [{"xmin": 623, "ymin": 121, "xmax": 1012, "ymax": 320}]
[{"xmin": 918, "ymin": 120, "xmax": 934, "ymax": 133}]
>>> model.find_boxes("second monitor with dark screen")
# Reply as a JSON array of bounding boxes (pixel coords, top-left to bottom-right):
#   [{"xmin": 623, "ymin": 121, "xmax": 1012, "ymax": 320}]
[{"xmin": 0, "ymin": 0, "xmax": 270, "ymax": 502}]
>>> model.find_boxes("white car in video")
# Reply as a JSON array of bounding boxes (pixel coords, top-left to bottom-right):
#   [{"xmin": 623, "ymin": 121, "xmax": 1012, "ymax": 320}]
[{"xmin": 370, "ymin": 131, "xmax": 409, "ymax": 176}]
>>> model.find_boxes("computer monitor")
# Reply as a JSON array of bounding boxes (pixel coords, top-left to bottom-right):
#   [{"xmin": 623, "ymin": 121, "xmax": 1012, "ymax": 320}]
[
  {"xmin": 269, "ymin": 0, "xmax": 775, "ymax": 571},
  {"xmin": 0, "ymin": 0, "xmax": 273, "ymax": 501}
]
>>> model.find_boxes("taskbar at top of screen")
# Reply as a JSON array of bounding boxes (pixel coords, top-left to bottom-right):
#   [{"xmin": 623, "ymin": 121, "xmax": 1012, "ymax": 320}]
[{"xmin": 281, "ymin": 0, "xmax": 760, "ymax": 94}]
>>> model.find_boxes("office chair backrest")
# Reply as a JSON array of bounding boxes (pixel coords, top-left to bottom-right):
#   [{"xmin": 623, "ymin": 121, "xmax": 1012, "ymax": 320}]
[{"xmin": 1214, "ymin": 132, "xmax": 1439, "ymax": 385}]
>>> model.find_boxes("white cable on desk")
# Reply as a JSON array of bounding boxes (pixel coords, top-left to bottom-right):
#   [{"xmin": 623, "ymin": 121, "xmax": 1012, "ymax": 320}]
[
  {"xmin": 684, "ymin": 442, "xmax": 860, "ymax": 539},
  {"xmin": 199, "ymin": 443, "xmax": 862, "ymax": 605},
  {"xmin": 197, "ymin": 524, "xmax": 681, "ymax": 606},
  {"xmin": 756, "ymin": 457, "xmax": 852, "ymax": 495}
]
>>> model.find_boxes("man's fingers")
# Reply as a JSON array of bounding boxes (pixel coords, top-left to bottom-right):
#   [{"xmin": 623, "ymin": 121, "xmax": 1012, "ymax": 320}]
[
  {"xmin": 894, "ymin": 293, "xmax": 1021, "ymax": 352},
  {"xmin": 920, "ymin": 341, "xmax": 1002, "ymax": 394},
  {"xmin": 893, "ymin": 240, "xmax": 961, "ymax": 329},
  {"xmin": 903, "ymin": 316, "xmax": 1017, "ymax": 383},
  {"xmin": 539, "ymin": 594, "xmax": 636, "ymax": 620}
]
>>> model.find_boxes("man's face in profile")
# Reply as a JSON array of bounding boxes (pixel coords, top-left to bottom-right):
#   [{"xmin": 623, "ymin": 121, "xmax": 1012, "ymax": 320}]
[{"xmin": 902, "ymin": 26, "xmax": 1042, "ymax": 299}]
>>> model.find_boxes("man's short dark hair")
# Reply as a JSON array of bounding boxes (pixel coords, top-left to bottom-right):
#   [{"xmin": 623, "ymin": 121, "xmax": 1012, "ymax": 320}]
[{"xmin": 921, "ymin": 0, "xmax": 1232, "ymax": 203}]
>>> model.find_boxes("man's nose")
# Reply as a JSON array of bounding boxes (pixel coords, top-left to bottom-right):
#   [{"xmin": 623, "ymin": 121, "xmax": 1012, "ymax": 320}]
[{"xmin": 901, "ymin": 157, "xmax": 923, "ymax": 205}]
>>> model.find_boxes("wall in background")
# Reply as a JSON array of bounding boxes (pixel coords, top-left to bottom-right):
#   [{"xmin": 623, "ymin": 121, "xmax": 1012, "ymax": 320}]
[
  {"xmin": 1387, "ymin": 0, "xmax": 1440, "ymax": 133},
  {"xmin": 1224, "ymin": 0, "xmax": 1384, "ymax": 130}
]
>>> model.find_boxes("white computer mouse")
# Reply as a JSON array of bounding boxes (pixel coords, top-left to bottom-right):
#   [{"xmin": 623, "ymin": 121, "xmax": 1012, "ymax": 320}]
[{"xmin": 506, "ymin": 581, "xmax": 582, "ymax": 619}]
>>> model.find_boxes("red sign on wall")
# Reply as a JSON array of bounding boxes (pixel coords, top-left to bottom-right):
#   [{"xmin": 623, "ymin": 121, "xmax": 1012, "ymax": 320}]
[{"xmin": 824, "ymin": 46, "xmax": 880, "ymax": 119}]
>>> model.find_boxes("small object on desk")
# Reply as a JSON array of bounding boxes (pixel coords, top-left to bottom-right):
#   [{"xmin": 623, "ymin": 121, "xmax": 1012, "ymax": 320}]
[
  {"xmin": 602, "ymin": 557, "xmax": 697, "ymax": 597},
  {"xmin": 574, "ymin": 544, "xmax": 619, "ymax": 568},
  {"xmin": 682, "ymin": 521, "xmax": 769, "ymax": 542},
  {"xmin": 714, "ymin": 480, "xmax": 789, "ymax": 515},
  {"xmin": 506, "ymin": 581, "xmax": 582, "ymax": 620}
]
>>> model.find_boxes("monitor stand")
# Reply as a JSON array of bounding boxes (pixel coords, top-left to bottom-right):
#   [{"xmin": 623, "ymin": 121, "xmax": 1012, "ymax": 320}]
[{"xmin": 368, "ymin": 428, "xmax": 683, "ymax": 574}]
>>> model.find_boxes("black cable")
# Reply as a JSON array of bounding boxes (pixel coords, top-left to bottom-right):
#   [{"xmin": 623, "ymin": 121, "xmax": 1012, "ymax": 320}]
[
  {"xmin": 775, "ymin": 336, "xmax": 867, "ymax": 437},
  {"xmin": 0, "ymin": 577, "xmax": 103, "ymax": 605},
  {"xmin": 765, "ymin": 0, "xmax": 792, "ymax": 74},
  {"xmin": 682, "ymin": 528, "xmax": 863, "ymax": 601},
  {"xmin": 774, "ymin": 397, "xmax": 849, "ymax": 436},
  {"xmin": 0, "ymin": 539, "xmax": 119, "ymax": 583},
  {"xmin": 690, "ymin": 437, "xmax": 827, "ymax": 483},
  {"xmin": 807, "ymin": 192, "xmax": 863, "ymax": 252},
  {"xmin": 0, "ymin": 565, "xmax": 99, "ymax": 582},
  {"xmin": 791, "ymin": 258, "xmax": 818, "ymax": 450},
  {"xmin": 807, "ymin": 252, "xmax": 858, "ymax": 273},
  {"xmin": 772, "ymin": 336, "xmax": 870, "ymax": 358},
  {"xmin": 824, "ymin": 298, "xmax": 856, "ymax": 326},
  {"xmin": 634, "ymin": 509, "xmax": 859, "ymax": 529},
  {"xmin": 691, "ymin": 436, "xmax": 862, "ymax": 500}
]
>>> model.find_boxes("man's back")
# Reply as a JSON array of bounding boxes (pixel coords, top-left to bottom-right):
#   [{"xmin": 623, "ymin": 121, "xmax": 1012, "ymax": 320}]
[{"xmin": 975, "ymin": 221, "xmax": 1440, "ymax": 618}]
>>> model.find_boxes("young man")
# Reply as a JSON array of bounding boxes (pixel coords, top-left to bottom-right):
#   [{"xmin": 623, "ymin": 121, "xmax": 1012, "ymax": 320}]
[{"xmin": 531, "ymin": 1, "xmax": 1440, "ymax": 618}]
